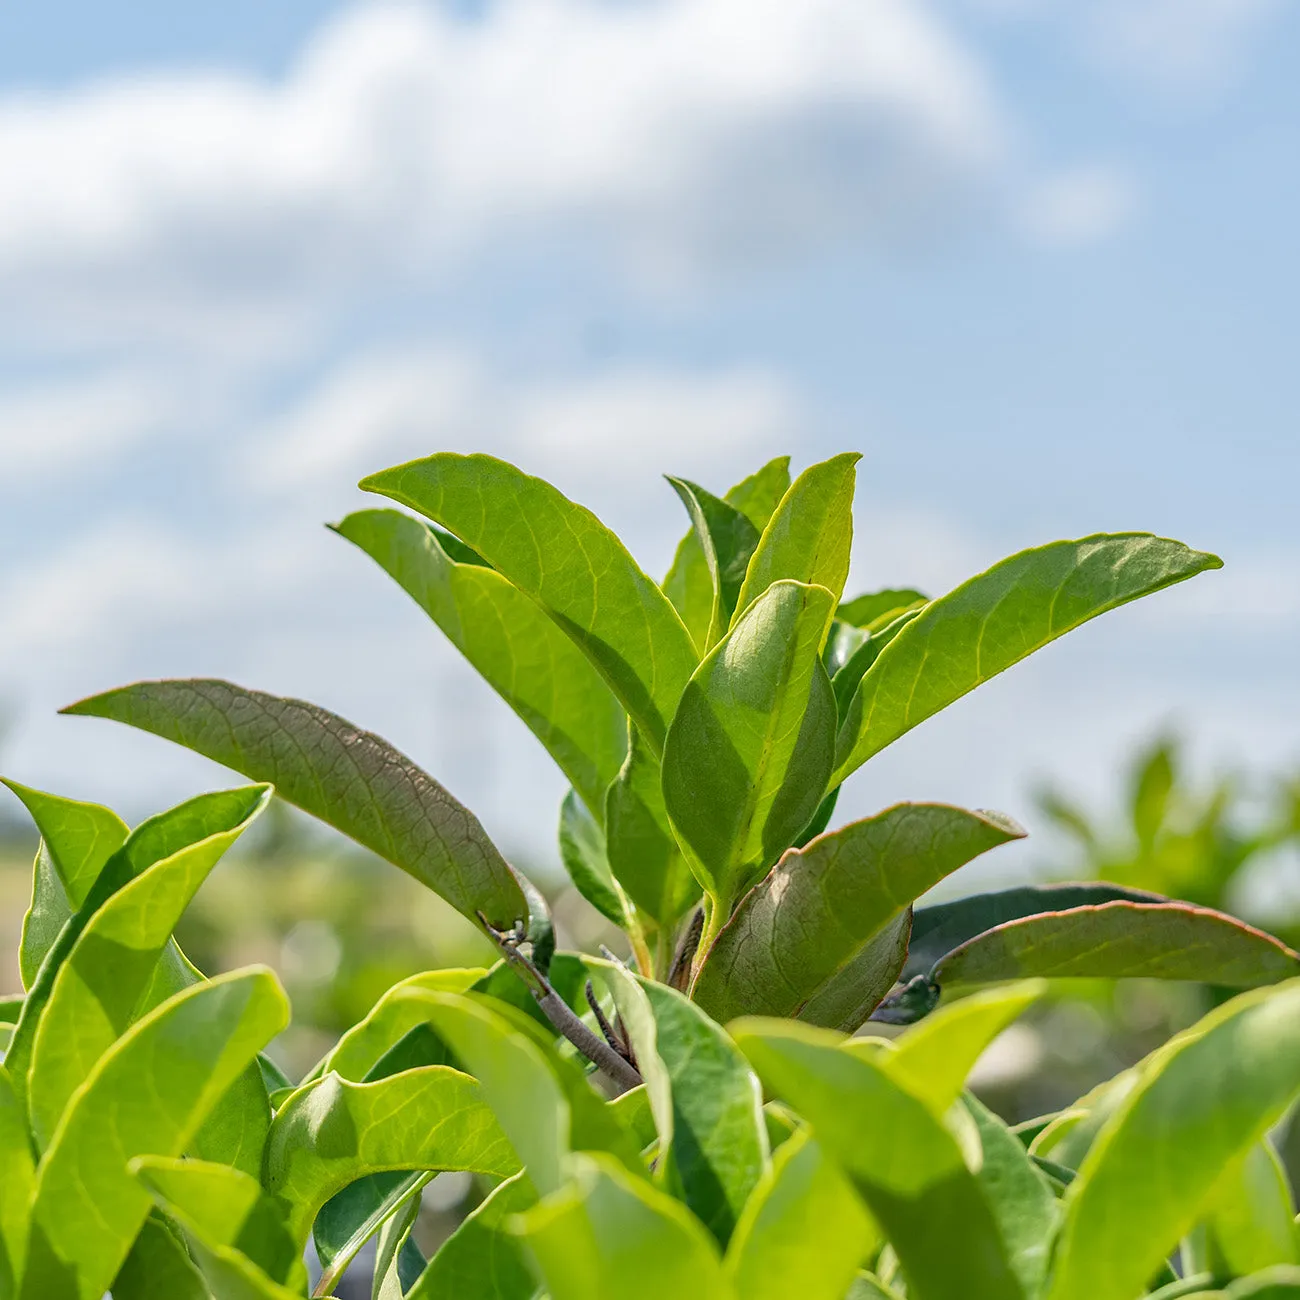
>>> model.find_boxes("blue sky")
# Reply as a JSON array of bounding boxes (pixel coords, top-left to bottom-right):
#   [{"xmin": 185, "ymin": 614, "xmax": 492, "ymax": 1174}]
[{"xmin": 0, "ymin": 0, "xmax": 1295, "ymax": 893}]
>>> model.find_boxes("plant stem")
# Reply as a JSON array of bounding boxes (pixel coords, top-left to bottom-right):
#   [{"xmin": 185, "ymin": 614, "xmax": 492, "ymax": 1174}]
[
  {"xmin": 626, "ymin": 912, "xmax": 654, "ymax": 978},
  {"xmin": 687, "ymin": 893, "xmax": 730, "ymax": 996}
]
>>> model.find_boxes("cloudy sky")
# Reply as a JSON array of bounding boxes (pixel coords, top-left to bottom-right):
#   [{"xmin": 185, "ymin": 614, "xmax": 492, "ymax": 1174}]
[{"xmin": 0, "ymin": 0, "xmax": 1295, "ymax": 886}]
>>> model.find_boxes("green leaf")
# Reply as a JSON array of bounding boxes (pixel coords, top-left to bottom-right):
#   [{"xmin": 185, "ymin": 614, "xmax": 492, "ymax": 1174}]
[
  {"xmin": 27, "ymin": 785, "xmax": 271, "ymax": 1150},
  {"xmin": 516, "ymin": 1152, "xmax": 732, "ymax": 1300},
  {"xmin": 733, "ymin": 1018, "xmax": 1025, "ymax": 1300},
  {"xmin": 830, "ymin": 607, "xmax": 923, "ymax": 722},
  {"xmin": 834, "ymin": 534, "xmax": 1222, "ymax": 783},
  {"xmin": 1203, "ymin": 1144, "xmax": 1298, "ymax": 1276},
  {"xmin": 360, "ymin": 453, "xmax": 698, "ymax": 757},
  {"xmin": 730, "ymin": 454, "xmax": 859, "ymax": 626},
  {"xmin": 1132, "ymin": 737, "xmax": 1177, "ymax": 850},
  {"xmin": 634, "ymin": 980, "xmax": 768, "ymax": 1245},
  {"xmin": 724, "ymin": 1128, "xmax": 877, "ymax": 1300},
  {"xmin": 131, "ymin": 1157, "xmax": 304, "ymax": 1289},
  {"xmin": 693, "ymin": 804, "xmax": 1025, "ymax": 1029},
  {"xmin": 0, "ymin": 1067, "xmax": 35, "ymax": 1297},
  {"xmin": 1224, "ymin": 1268, "xmax": 1300, "ymax": 1297},
  {"xmin": 560, "ymin": 790, "xmax": 631, "ymax": 927},
  {"xmin": 932, "ymin": 902, "xmax": 1300, "ymax": 988},
  {"xmin": 903, "ymin": 883, "xmax": 1165, "ymax": 980},
  {"xmin": 262, "ymin": 1065, "xmax": 518, "ymax": 1250},
  {"xmin": 333, "ymin": 509, "xmax": 628, "ymax": 820},
  {"xmin": 406, "ymin": 1172, "xmax": 537, "ymax": 1300},
  {"xmin": 109, "ymin": 1214, "xmax": 208, "ymax": 1300},
  {"xmin": 663, "ymin": 580, "xmax": 837, "ymax": 912},
  {"xmin": 663, "ymin": 457, "xmax": 792, "ymax": 655},
  {"xmin": 666, "ymin": 478, "xmax": 762, "ymax": 652},
  {"xmin": 314, "ymin": 1171, "xmax": 430, "ymax": 1296},
  {"xmin": 1046, "ymin": 979, "xmax": 1300, "ymax": 1300},
  {"xmin": 20, "ymin": 967, "xmax": 288, "ymax": 1300},
  {"xmin": 837, "ymin": 589, "xmax": 929, "ymax": 632},
  {"xmin": 604, "ymin": 729, "xmax": 699, "ymax": 927},
  {"xmin": 2, "ymin": 782, "xmax": 128, "ymax": 989},
  {"xmin": 371, "ymin": 1184, "xmax": 422, "ymax": 1300},
  {"xmin": 62, "ymin": 678, "xmax": 527, "ymax": 931}
]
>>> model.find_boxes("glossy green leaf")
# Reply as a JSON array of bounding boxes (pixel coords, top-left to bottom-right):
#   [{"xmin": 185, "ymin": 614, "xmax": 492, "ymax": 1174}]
[
  {"xmin": 604, "ymin": 730, "xmax": 699, "ymax": 926},
  {"xmin": 63, "ymin": 678, "xmax": 527, "ymax": 931},
  {"xmin": 666, "ymin": 478, "xmax": 762, "ymax": 652},
  {"xmin": 724, "ymin": 1128, "xmax": 876, "ymax": 1300},
  {"xmin": 694, "ymin": 804, "xmax": 1025, "ymax": 1029},
  {"xmin": 662, "ymin": 457, "xmax": 792, "ymax": 656},
  {"xmin": 3, "ymin": 782, "xmax": 128, "ymax": 989},
  {"xmin": 334, "ymin": 509, "xmax": 628, "ymax": 820},
  {"xmin": 933, "ymin": 902, "xmax": 1300, "ymax": 988},
  {"xmin": 560, "ymin": 791, "xmax": 630, "ymax": 926},
  {"xmin": 109, "ymin": 1214, "xmax": 207, "ymax": 1300},
  {"xmin": 837, "ymin": 589, "xmax": 929, "ymax": 632},
  {"xmin": 361, "ymin": 453, "xmax": 698, "ymax": 757},
  {"xmin": 903, "ymin": 883, "xmax": 1166, "ymax": 980},
  {"xmin": 663, "ymin": 580, "xmax": 837, "ymax": 912},
  {"xmin": 21, "ymin": 967, "xmax": 288, "ymax": 1300},
  {"xmin": 878, "ymin": 982, "xmax": 1047, "ymax": 1113},
  {"xmin": 131, "ymin": 1157, "xmax": 303, "ymax": 1289},
  {"xmin": 27, "ymin": 785, "xmax": 271, "ymax": 1150},
  {"xmin": 1204, "ymin": 1144, "xmax": 1298, "ymax": 1276},
  {"xmin": 730, "ymin": 453, "xmax": 859, "ymax": 626},
  {"xmin": 517, "ymin": 1152, "xmax": 732, "ymax": 1300},
  {"xmin": 406, "ymin": 1172, "xmax": 537, "ymax": 1300},
  {"xmin": 834, "ymin": 534, "xmax": 1222, "ymax": 783},
  {"xmin": 0, "ymin": 1067, "xmax": 34, "ymax": 1296},
  {"xmin": 733, "ymin": 1018, "xmax": 1025, "ymax": 1300},
  {"xmin": 1047, "ymin": 979, "xmax": 1300, "ymax": 1300},
  {"xmin": 314, "ymin": 1171, "xmax": 430, "ymax": 1295},
  {"xmin": 262, "ymin": 1065, "xmax": 518, "ymax": 1250}
]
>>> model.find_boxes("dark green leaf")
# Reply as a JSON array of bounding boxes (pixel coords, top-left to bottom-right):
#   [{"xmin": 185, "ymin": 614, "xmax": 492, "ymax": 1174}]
[
  {"xmin": 933, "ymin": 901, "xmax": 1300, "ymax": 988},
  {"xmin": 372, "ymin": 1185, "xmax": 423, "ymax": 1300},
  {"xmin": 663, "ymin": 580, "xmax": 837, "ymax": 912},
  {"xmin": 334, "ymin": 509, "xmax": 628, "ymax": 819},
  {"xmin": 109, "ymin": 1214, "xmax": 208, "ymax": 1300},
  {"xmin": 360, "ymin": 453, "xmax": 698, "ymax": 757},
  {"xmin": 313, "ymin": 1170, "xmax": 430, "ymax": 1294},
  {"xmin": 62, "ymin": 678, "xmax": 527, "ymax": 931},
  {"xmin": 834, "ymin": 534, "xmax": 1222, "ymax": 783},
  {"xmin": 560, "ymin": 790, "xmax": 630, "ymax": 926},
  {"xmin": 694, "ymin": 804, "xmax": 1025, "ymax": 1029}
]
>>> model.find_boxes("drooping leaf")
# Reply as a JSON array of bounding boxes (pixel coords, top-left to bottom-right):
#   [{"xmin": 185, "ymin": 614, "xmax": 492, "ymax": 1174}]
[
  {"xmin": 360, "ymin": 453, "xmax": 698, "ymax": 757},
  {"xmin": 834, "ymin": 534, "xmax": 1222, "ymax": 783},
  {"xmin": 516, "ymin": 1152, "xmax": 733, "ymax": 1300},
  {"xmin": 334, "ymin": 509, "xmax": 628, "ymax": 820},
  {"xmin": 932, "ymin": 902, "xmax": 1300, "ymax": 988},
  {"xmin": 406, "ymin": 1171, "xmax": 538, "ymax": 1300},
  {"xmin": 837, "ymin": 589, "xmax": 929, "ymax": 632},
  {"xmin": 262, "ymin": 1065, "xmax": 518, "ymax": 1250},
  {"xmin": 663, "ymin": 457, "xmax": 792, "ymax": 656},
  {"xmin": 560, "ymin": 790, "xmax": 631, "ymax": 926},
  {"xmin": 663, "ymin": 580, "xmax": 837, "ymax": 912},
  {"xmin": 62, "ymin": 679, "xmax": 527, "ymax": 931},
  {"xmin": 903, "ymin": 883, "xmax": 1165, "ymax": 980},
  {"xmin": 694, "ymin": 805, "xmax": 1026, "ymax": 1029},
  {"xmin": 20, "ymin": 967, "xmax": 288, "ymax": 1300},
  {"xmin": 26, "ymin": 785, "xmax": 271, "ymax": 1150},
  {"xmin": 666, "ymin": 478, "xmax": 762, "ymax": 652},
  {"xmin": 604, "ymin": 729, "xmax": 699, "ymax": 927},
  {"xmin": 733, "ymin": 1018, "xmax": 1025, "ymax": 1300},
  {"xmin": 2, "ymin": 781, "xmax": 128, "ymax": 989},
  {"xmin": 109, "ymin": 1214, "xmax": 208, "ymax": 1300},
  {"xmin": 0, "ymin": 1067, "xmax": 34, "ymax": 1296},
  {"xmin": 730, "ymin": 454, "xmax": 859, "ymax": 626},
  {"xmin": 724, "ymin": 1129, "xmax": 877, "ymax": 1300},
  {"xmin": 1046, "ymin": 979, "xmax": 1300, "ymax": 1300},
  {"xmin": 1203, "ymin": 1144, "xmax": 1298, "ymax": 1276}
]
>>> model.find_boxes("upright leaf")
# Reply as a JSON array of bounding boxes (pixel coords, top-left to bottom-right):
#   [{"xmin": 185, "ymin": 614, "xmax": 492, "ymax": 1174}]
[
  {"xmin": 693, "ymin": 804, "xmax": 1025, "ymax": 1028},
  {"xmin": 2, "ymin": 782, "xmax": 128, "ymax": 988},
  {"xmin": 314, "ymin": 1171, "xmax": 430, "ymax": 1295},
  {"xmin": 109, "ymin": 1214, "xmax": 208, "ymax": 1300},
  {"xmin": 725, "ymin": 1129, "xmax": 877, "ymax": 1300},
  {"xmin": 666, "ymin": 478, "xmax": 761, "ymax": 652},
  {"xmin": 1046, "ymin": 979, "xmax": 1300, "ymax": 1300},
  {"xmin": 560, "ymin": 791, "xmax": 631, "ymax": 927},
  {"xmin": 0, "ymin": 1068, "xmax": 34, "ymax": 1296},
  {"xmin": 516, "ymin": 1153, "xmax": 733, "ymax": 1300},
  {"xmin": 663, "ymin": 580, "xmax": 837, "ymax": 914},
  {"xmin": 27, "ymin": 785, "xmax": 271, "ymax": 1150},
  {"xmin": 837, "ymin": 589, "xmax": 929, "ymax": 632},
  {"xmin": 20, "ymin": 968, "xmax": 288, "ymax": 1300},
  {"xmin": 1203, "ymin": 1144, "xmax": 1298, "ymax": 1276},
  {"xmin": 334, "ymin": 509, "xmax": 628, "ymax": 819},
  {"xmin": 731, "ymin": 454, "xmax": 859, "ymax": 625},
  {"xmin": 834, "ymin": 534, "xmax": 1222, "ymax": 783},
  {"xmin": 360, "ymin": 453, "xmax": 698, "ymax": 756},
  {"xmin": 62, "ymin": 679, "xmax": 526, "ymax": 931}
]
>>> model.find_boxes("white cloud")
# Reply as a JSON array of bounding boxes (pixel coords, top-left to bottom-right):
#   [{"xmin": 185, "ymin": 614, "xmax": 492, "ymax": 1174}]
[
  {"xmin": 1021, "ymin": 164, "xmax": 1136, "ymax": 247},
  {"xmin": 0, "ymin": 0, "xmax": 1003, "ymax": 343}
]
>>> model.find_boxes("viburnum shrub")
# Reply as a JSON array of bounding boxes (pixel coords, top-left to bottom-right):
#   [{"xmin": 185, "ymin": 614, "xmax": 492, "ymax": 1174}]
[{"xmin": 4, "ymin": 450, "xmax": 1300, "ymax": 1299}]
